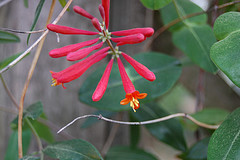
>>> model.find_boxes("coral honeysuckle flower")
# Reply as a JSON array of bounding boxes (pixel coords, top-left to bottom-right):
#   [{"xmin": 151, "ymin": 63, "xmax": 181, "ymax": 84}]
[
  {"xmin": 117, "ymin": 58, "xmax": 147, "ymax": 112},
  {"xmin": 48, "ymin": 0, "xmax": 155, "ymax": 111}
]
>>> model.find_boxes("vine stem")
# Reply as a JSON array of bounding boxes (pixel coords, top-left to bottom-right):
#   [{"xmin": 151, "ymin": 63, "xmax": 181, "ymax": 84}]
[
  {"xmin": 17, "ymin": 0, "xmax": 58, "ymax": 158},
  {"xmin": 57, "ymin": 113, "xmax": 219, "ymax": 134},
  {"xmin": 0, "ymin": 0, "xmax": 13, "ymax": 8},
  {"xmin": 144, "ymin": 0, "xmax": 240, "ymax": 51},
  {"xmin": 25, "ymin": 118, "xmax": 44, "ymax": 160},
  {"xmin": 0, "ymin": 28, "xmax": 46, "ymax": 34},
  {"xmin": 0, "ymin": 74, "xmax": 19, "ymax": 109},
  {"xmin": 0, "ymin": 0, "xmax": 73, "ymax": 74}
]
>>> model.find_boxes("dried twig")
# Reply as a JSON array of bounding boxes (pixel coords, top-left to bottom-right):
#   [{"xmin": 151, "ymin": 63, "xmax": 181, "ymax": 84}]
[{"xmin": 57, "ymin": 113, "xmax": 219, "ymax": 134}]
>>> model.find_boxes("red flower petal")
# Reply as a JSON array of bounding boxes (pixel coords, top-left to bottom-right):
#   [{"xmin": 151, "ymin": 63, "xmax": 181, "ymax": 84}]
[
  {"xmin": 73, "ymin": 6, "xmax": 94, "ymax": 19},
  {"xmin": 98, "ymin": 4, "xmax": 105, "ymax": 21},
  {"xmin": 111, "ymin": 28, "xmax": 154, "ymax": 37},
  {"xmin": 102, "ymin": 0, "xmax": 110, "ymax": 29},
  {"xmin": 92, "ymin": 18, "xmax": 102, "ymax": 32},
  {"xmin": 67, "ymin": 42, "xmax": 104, "ymax": 61},
  {"xmin": 47, "ymin": 24, "xmax": 99, "ymax": 35},
  {"xmin": 49, "ymin": 38, "xmax": 99, "ymax": 58},
  {"xmin": 117, "ymin": 57, "xmax": 135, "ymax": 94},
  {"xmin": 111, "ymin": 33, "xmax": 146, "ymax": 46},
  {"xmin": 121, "ymin": 53, "xmax": 156, "ymax": 81},
  {"xmin": 92, "ymin": 58, "xmax": 114, "ymax": 101},
  {"xmin": 51, "ymin": 52, "xmax": 108, "ymax": 84}
]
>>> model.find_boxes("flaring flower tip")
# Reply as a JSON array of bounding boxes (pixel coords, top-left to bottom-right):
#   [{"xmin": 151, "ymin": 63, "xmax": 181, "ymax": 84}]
[{"xmin": 120, "ymin": 91, "xmax": 147, "ymax": 112}]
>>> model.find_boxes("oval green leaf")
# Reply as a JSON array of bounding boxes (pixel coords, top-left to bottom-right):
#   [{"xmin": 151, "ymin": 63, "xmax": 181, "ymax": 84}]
[
  {"xmin": 4, "ymin": 130, "xmax": 31, "ymax": 160},
  {"xmin": 213, "ymin": 12, "xmax": 240, "ymax": 40},
  {"xmin": 105, "ymin": 146, "xmax": 158, "ymax": 160},
  {"xmin": 132, "ymin": 103, "xmax": 187, "ymax": 151},
  {"xmin": 191, "ymin": 108, "xmax": 229, "ymax": 125},
  {"xmin": 43, "ymin": 139, "xmax": 103, "ymax": 160},
  {"xmin": 140, "ymin": 0, "xmax": 171, "ymax": 10},
  {"xmin": 208, "ymin": 108, "xmax": 240, "ymax": 160},
  {"xmin": 79, "ymin": 52, "xmax": 182, "ymax": 111},
  {"xmin": 210, "ymin": 31, "xmax": 240, "ymax": 87},
  {"xmin": 179, "ymin": 137, "xmax": 210, "ymax": 160},
  {"xmin": 0, "ymin": 31, "xmax": 20, "ymax": 43},
  {"xmin": 173, "ymin": 24, "xmax": 217, "ymax": 73}
]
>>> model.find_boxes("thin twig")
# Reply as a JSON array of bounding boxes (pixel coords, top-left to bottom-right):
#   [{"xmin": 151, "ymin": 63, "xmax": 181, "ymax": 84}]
[
  {"xmin": 0, "ymin": 105, "xmax": 18, "ymax": 114},
  {"xmin": 0, "ymin": 0, "xmax": 13, "ymax": 8},
  {"xmin": 0, "ymin": 0, "xmax": 73, "ymax": 74},
  {"xmin": 0, "ymin": 74, "xmax": 19, "ymax": 109},
  {"xmin": 144, "ymin": 0, "xmax": 240, "ymax": 50},
  {"xmin": 18, "ymin": 0, "xmax": 57, "ymax": 158},
  {"xmin": 26, "ymin": 118, "xmax": 44, "ymax": 160},
  {"xmin": 57, "ymin": 113, "xmax": 219, "ymax": 134},
  {"xmin": 0, "ymin": 28, "xmax": 47, "ymax": 34}
]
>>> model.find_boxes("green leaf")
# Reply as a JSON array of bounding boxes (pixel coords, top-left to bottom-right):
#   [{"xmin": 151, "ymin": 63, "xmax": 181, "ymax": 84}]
[
  {"xmin": 0, "ymin": 53, "xmax": 21, "ymax": 70},
  {"xmin": 24, "ymin": 101, "xmax": 43, "ymax": 120},
  {"xmin": 81, "ymin": 110, "xmax": 116, "ymax": 128},
  {"xmin": 0, "ymin": 31, "xmax": 20, "ymax": 43},
  {"xmin": 173, "ymin": 24, "xmax": 217, "ymax": 73},
  {"xmin": 20, "ymin": 156, "xmax": 40, "ymax": 160},
  {"xmin": 179, "ymin": 137, "xmax": 210, "ymax": 160},
  {"xmin": 208, "ymin": 108, "xmax": 240, "ymax": 160},
  {"xmin": 105, "ymin": 146, "xmax": 158, "ymax": 160},
  {"xmin": 58, "ymin": 0, "xmax": 67, "ymax": 8},
  {"xmin": 4, "ymin": 130, "xmax": 31, "ymax": 160},
  {"xmin": 191, "ymin": 108, "xmax": 229, "ymax": 125},
  {"xmin": 43, "ymin": 139, "xmax": 103, "ymax": 160},
  {"xmin": 213, "ymin": 12, "xmax": 240, "ymax": 40},
  {"xmin": 31, "ymin": 120, "xmax": 54, "ymax": 143},
  {"xmin": 132, "ymin": 103, "xmax": 187, "ymax": 151},
  {"xmin": 161, "ymin": 0, "xmax": 207, "ymax": 31},
  {"xmin": 129, "ymin": 113, "xmax": 141, "ymax": 148},
  {"xmin": 23, "ymin": 0, "xmax": 29, "ymax": 8},
  {"xmin": 27, "ymin": 0, "xmax": 45, "ymax": 44},
  {"xmin": 140, "ymin": 0, "xmax": 171, "ymax": 10},
  {"xmin": 210, "ymin": 12, "xmax": 240, "ymax": 87},
  {"xmin": 79, "ymin": 52, "xmax": 182, "ymax": 111},
  {"xmin": 11, "ymin": 101, "xmax": 43, "ymax": 129}
]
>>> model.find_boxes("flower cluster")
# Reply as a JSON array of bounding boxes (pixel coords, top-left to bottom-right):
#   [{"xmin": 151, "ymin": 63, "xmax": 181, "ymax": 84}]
[{"xmin": 47, "ymin": 0, "xmax": 156, "ymax": 112}]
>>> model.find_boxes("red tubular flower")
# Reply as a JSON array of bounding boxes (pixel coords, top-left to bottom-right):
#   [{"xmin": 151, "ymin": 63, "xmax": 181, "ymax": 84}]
[
  {"xmin": 98, "ymin": 5, "xmax": 105, "ymax": 21},
  {"xmin": 111, "ymin": 33, "xmax": 146, "ymax": 46},
  {"xmin": 117, "ymin": 58, "xmax": 147, "ymax": 112},
  {"xmin": 51, "ymin": 52, "xmax": 108, "ymax": 88},
  {"xmin": 121, "ymin": 52, "xmax": 156, "ymax": 81},
  {"xmin": 92, "ymin": 58, "xmax": 114, "ymax": 101},
  {"xmin": 73, "ymin": 6, "xmax": 94, "ymax": 20},
  {"xmin": 48, "ymin": 0, "xmax": 155, "ymax": 111},
  {"xmin": 111, "ymin": 28, "xmax": 154, "ymax": 37},
  {"xmin": 49, "ymin": 38, "xmax": 99, "ymax": 58},
  {"xmin": 102, "ymin": 0, "xmax": 110, "ymax": 29},
  {"xmin": 47, "ymin": 24, "xmax": 99, "ymax": 35},
  {"xmin": 67, "ymin": 42, "xmax": 104, "ymax": 61},
  {"xmin": 92, "ymin": 18, "xmax": 102, "ymax": 32}
]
